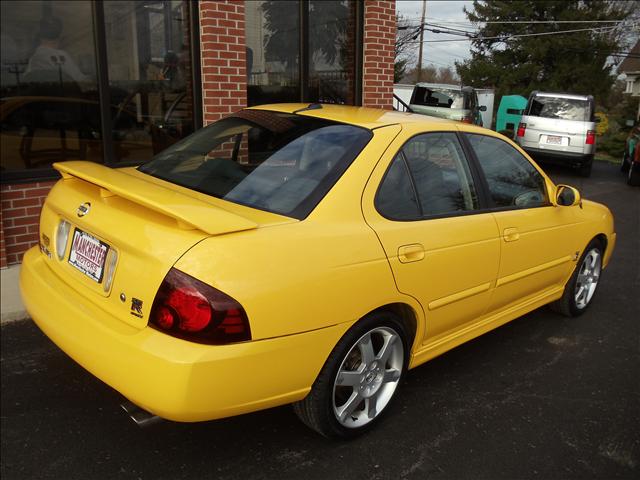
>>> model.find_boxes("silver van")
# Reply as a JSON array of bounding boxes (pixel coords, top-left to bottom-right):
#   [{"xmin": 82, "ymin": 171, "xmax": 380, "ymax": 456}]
[
  {"xmin": 409, "ymin": 83, "xmax": 485, "ymax": 126},
  {"xmin": 515, "ymin": 92, "xmax": 596, "ymax": 176}
]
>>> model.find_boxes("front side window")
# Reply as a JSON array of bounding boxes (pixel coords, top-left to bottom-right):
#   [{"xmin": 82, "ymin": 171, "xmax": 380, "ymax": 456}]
[
  {"xmin": 466, "ymin": 134, "xmax": 548, "ymax": 209},
  {"xmin": 140, "ymin": 110, "xmax": 371, "ymax": 219},
  {"xmin": 376, "ymin": 132, "xmax": 478, "ymax": 220}
]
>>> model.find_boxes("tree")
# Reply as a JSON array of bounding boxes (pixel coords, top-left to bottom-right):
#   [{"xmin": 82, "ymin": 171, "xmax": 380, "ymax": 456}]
[
  {"xmin": 456, "ymin": 1, "xmax": 639, "ymax": 102},
  {"xmin": 402, "ymin": 64, "xmax": 459, "ymax": 84},
  {"xmin": 395, "ymin": 14, "xmax": 417, "ymax": 82}
]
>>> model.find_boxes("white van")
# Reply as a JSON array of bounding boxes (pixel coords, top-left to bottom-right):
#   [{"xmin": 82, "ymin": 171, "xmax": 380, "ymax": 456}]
[{"xmin": 515, "ymin": 92, "xmax": 597, "ymax": 177}]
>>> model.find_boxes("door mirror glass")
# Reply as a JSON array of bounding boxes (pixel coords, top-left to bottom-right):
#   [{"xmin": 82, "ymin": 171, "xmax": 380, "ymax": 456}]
[{"xmin": 556, "ymin": 185, "xmax": 581, "ymax": 206}]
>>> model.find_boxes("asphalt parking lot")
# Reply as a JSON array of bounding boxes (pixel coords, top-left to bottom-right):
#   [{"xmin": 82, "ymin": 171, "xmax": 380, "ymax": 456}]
[{"xmin": 1, "ymin": 160, "xmax": 639, "ymax": 480}]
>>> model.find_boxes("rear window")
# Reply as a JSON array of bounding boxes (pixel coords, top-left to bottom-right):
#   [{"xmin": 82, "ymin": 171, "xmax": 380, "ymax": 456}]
[
  {"xmin": 526, "ymin": 96, "xmax": 590, "ymax": 121},
  {"xmin": 139, "ymin": 110, "xmax": 372, "ymax": 219},
  {"xmin": 411, "ymin": 87, "xmax": 467, "ymax": 109}
]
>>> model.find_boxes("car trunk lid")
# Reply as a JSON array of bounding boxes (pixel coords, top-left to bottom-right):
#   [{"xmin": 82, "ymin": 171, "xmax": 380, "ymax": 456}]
[{"xmin": 39, "ymin": 161, "xmax": 260, "ymax": 329}]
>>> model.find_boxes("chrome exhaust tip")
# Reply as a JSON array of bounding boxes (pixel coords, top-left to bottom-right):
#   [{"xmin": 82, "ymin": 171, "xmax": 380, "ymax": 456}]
[{"xmin": 120, "ymin": 400, "xmax": 163, "ymax": 427}]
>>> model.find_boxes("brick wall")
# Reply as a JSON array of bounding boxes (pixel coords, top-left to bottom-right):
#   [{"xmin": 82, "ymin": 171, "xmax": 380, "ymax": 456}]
[
  {"xmin": 1, "ymin": 181, "xmax": 55, "ymax": 267},
  {"xmin": 362, "ymin": 1, "xmax": 396, "ymax": 110},
  {"xmin": 199, "ymin": 0, "xmax": 247, "ymax": 125}
]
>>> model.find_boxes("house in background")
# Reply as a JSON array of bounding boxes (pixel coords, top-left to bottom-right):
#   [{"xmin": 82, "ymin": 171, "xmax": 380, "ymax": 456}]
[
  {"xmin": 619, "ymin": 39, "xmax": 640, "ymax": 121},
  {"xmin": 0, "ymin": 0, "xmax": 396, "ymax": 272}
]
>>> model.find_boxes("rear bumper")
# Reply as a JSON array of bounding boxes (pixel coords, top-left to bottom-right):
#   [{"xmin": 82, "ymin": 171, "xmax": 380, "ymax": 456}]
[
  {"xmin": 20, "ymin": 247, "xmax": 346, "ymax": 422},
  {"xmin": 522, "ymin": 146, "xmax": 593, "ymax": 166}
]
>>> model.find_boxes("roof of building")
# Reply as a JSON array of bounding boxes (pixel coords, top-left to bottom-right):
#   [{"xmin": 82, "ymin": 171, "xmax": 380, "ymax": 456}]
[{"xmin": 619, "ymin": 40, "xmax": 640, "ymax": 74}]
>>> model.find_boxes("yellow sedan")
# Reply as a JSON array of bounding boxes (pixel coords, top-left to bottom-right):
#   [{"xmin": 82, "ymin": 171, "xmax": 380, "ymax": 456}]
[{"xmin": 20, "ymin": 104, "xmax": 616, "ymax": 438}]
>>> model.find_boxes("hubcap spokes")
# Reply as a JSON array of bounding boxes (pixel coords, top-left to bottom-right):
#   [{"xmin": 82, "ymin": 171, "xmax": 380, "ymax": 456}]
[
  {"xmin": 333, "ymin": 327, "xmax": 403, "ymax": 428},
  {"xmin": 574, "ymin": 248, "xmax": 601, "ymax": 309}
]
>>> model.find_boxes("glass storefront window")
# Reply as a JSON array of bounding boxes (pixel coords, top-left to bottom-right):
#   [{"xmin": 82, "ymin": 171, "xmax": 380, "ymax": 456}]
[
  {"xmin": 0, "ymin": 0, "xmax": 199, "ymax": 179},
  {"xmin": 103, "ymin": 0, "xmax": 195, "ymax": 163},
  {"xmin": 309, "ymin": 0, "xmax": 357, "ymax": 105},
  {"xmin": 1, "ymin": 1, "xmax": 101, "ymax": 173},
  {"xmin": 246, "ymin": 1, "xmax": 301, "ymax": 106},
  {"xmin": 246, "ymin": 0, "xmax": 359, "ymax": 107}
]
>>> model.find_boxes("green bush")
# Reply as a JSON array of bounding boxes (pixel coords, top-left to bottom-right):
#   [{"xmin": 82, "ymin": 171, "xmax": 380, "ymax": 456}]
[{"xmin": 597, "ymin": 131, "xmax": 627, "ymax": 159}]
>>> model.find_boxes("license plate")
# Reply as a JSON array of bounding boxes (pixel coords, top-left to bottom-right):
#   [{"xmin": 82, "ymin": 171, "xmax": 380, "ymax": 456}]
[
  {"xmin": 68, "ymin": 229, "xmax": 109, "ymax": 283},
  {"xmin": 546, "ymin": 135, "xmax": 562, "ymax": 144}
]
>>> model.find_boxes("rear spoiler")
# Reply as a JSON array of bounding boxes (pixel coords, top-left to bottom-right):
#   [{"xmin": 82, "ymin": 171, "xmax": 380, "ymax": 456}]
[{"xmin": 54, "ymin": 161, "xmax": 258, "ymax": 236}]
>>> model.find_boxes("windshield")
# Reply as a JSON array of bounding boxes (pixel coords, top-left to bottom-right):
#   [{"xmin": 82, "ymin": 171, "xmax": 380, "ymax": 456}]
[
  {"xmin": 527, "ymin": 97, "xmax": 590, "ymax": 121},
  {"xmin": 411, "ymin": 86, "xmax": 466, "ymax": 109},
  {"xmin": 139, "ymin": 110, "xmax": 372, "ymax": 219}
]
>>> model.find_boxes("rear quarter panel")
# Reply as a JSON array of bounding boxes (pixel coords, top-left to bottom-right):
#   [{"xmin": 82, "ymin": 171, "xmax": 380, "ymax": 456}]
[{"xmin": 174, "ymin": 124, "xmax": 426, "ymax": 343}]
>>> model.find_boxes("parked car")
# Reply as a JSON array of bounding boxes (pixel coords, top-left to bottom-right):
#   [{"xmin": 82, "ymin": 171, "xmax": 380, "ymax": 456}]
[
  {"xmin": 621, "ymin": 124, "xmax": 640, "ymax": 186},
  {"xmin": 21, "ymin": 104, "xmax": 616, "ymax": 438},
  {"xmin": 408, "ymin": 83, "xmax": 485, "ymax": 125},
  {"xmin": 515, "ymin": 91, "xmax": 597, "ymax": 177}
]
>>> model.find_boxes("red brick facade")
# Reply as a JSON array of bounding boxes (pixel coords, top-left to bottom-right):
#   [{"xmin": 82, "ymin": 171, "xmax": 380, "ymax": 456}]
[
  {"xmin": 0, "ymin": 0, "xmax": 396, "ymax": 268},
  {"xmin": 1, "ymin": 181, "xmax": 56, "ymax": 267},
  {"xmin": 362, "ymin": 1, "xmax": 396, "ymax": 110},
  {"xmin": 199, "ymin": 0, "xmax": 247, "ymax": 125}
]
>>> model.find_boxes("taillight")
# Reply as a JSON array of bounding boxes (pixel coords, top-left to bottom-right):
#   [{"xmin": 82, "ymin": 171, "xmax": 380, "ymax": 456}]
[
  {"xmin": 586, "ymin": 130, "xmax": 596, "ymax": 145},
  {"xmin": 149, "ymin": 268, "xmax": 251, "ymax": 344},
  {"xmin": 517, "ymin": 123, "xmax": 526, "ymax": 137},
  {"xmin": 460, "ymin": 115, "xmax": 472, "ymax": 124}
]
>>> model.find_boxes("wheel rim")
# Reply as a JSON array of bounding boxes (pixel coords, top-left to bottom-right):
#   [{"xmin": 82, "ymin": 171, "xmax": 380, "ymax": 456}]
[
  {"xmin": 332, "ymin": 326, "xmax": 404, "ymax": 429},
  {"xmin": 574, "ymin": 247, "xmax": 602, "ymax": 309}
]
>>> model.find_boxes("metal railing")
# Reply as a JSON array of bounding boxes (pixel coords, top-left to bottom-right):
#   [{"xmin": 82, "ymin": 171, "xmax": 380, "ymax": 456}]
[{"xmin": 393, "ymin": 93, "xmax": 413, "ymax": 113}]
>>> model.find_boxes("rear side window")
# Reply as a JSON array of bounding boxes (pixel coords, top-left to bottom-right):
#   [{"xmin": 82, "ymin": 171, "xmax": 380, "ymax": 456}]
[
  {"xmin": 466, "ymin": 134, "xmax": 548, "ymax": 209},
  {"xmin": 375, "ymin": 154, "xmax": 421, "ymax": 220},
  {"xmin": 526, "ymin": 96, "xmax": 590, "ymax": 122},
  {"xmin": 140, "ymin": 110, "xmax": 372, "ymax": 219},
  {"xmin": 376, "ymin": 132, "xmax": 479, "ymax": 220}
]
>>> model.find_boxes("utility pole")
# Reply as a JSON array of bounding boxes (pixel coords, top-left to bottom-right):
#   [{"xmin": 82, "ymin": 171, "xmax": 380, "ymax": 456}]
[{"xmin": 416, "ymin": 0, "xmax": 426, "ymax": 82}]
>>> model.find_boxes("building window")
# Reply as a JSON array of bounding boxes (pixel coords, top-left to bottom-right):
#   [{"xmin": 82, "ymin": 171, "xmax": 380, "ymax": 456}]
[
  {"xmin": 0, "ymin": 0, "xmax": 201, "ymax": 182},
  {"xmin": 245, "ymin": 0, "xmax": 361, "ymax": 107},
  {"xmin": 625, "ymin": 79, "xmax": 634, "ymax": 94}
]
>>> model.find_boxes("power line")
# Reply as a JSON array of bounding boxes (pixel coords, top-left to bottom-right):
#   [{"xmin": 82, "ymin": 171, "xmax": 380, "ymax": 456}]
[
  {"xmin": 400, "ymin": 18, "xmax": 629, "ymax": 25},
  {"xmin": 403, "ymin": 25, "xmax": 624, "ymax": 44}
]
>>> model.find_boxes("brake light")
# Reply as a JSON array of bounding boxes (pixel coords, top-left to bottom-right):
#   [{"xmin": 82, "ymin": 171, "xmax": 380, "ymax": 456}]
[
  {"xmin": 586, "ymin": 130, "xmax": 596, "ymax": 145},
  {"xmin": 517, "ymin": 123, "xmax": 526, "ymax": 137},
  {"xmin": 149, "ymin": 268, "xmax": 251, "ymax": 344},
  {"xmin": 461, "ymin": 115, "xmax": 472, "ymax": 124}
]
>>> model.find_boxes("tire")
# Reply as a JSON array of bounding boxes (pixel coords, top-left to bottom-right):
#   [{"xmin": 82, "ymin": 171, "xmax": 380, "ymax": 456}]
[
  {"xmin": 578, "ymin": 157, "xmax": 593, "ymax": 177},
  {"xmin": 550, "ymin": 239, "xmax": 603, "ymax": 317},
  {"xmin": 628, "ymin": 162, "xmax": 640, "ymax": 186},
  {"xmin": 293, "ymin": 312, "xmax": 408, "ymax": 438},
  {"xmin": 621, "ymin": 152, "xmax": 630, "ymax": 173}
]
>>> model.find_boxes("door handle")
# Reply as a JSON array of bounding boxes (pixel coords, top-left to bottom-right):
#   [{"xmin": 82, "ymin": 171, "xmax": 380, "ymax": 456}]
[
  {"xmin": 398, "ymin": 244, "xmax": 425, "ymax": 263},
  {"xmin": 503, "ymin": 227, "xmax": 520, "ymax": 242}
]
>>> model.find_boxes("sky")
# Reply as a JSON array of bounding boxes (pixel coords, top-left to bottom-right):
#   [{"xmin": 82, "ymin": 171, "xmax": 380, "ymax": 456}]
[{"xmin": 396, "ymin": 0, "xmax": 476, "ymax": 71}]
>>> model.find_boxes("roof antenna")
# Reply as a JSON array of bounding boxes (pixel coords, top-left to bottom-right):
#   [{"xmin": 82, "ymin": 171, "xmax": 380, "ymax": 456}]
[{"xmin": 293, "ymin": 103, "xmax": 323, "ymax": 113}]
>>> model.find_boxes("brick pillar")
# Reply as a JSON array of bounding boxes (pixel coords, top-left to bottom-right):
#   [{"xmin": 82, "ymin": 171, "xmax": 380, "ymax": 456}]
[
  {"xmin": 0, "ymin": 182, "xmax": 55, "ymax": 266},
  {"xmin": 0, "ymin": 207, "xmax": 6, "ymax": 269},
  {"xmin": 362, "ymin": 1, "xmax": 396, "ymax": 110},
  {"xmin": 199, "ymin": 0, "xmax": 248, "ymax": 125}
]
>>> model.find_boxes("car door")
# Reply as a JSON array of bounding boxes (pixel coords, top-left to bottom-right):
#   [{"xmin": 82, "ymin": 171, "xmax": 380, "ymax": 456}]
[
  {"xmin": 462, "ymin": 132, "xmax": 582, "ymax": 312},
  {"xmin": 362, "ymin": 130, "xmax": 501, "ymax": 344}
]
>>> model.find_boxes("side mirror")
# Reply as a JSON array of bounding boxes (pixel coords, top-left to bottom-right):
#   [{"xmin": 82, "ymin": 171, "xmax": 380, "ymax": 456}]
[
  {"xmin": 555, "ymin": 184, "xmax": 581, "ymax": 207},
  {"xmin": 479, "ymin": 105, "xmax": 487, "ymax": 112}
]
